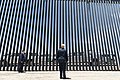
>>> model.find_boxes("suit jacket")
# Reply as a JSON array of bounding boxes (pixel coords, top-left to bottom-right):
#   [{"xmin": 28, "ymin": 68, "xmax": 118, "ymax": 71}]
[
  {"xmin": 56, "ymin": 48, "xmax": 68, "ymax": 62},
  {"xmin": 19, "ymin": 53, "xmax": 26, "ymax": 62}
]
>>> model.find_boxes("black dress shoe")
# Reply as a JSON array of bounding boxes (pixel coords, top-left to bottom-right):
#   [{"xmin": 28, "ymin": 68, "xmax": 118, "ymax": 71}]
[
  {"xmin": 60, "ymin": 77, "xmax": 62, "ymax": 79},
  {"xmin": 62, "ymin": 77, "xmax": 66, "ymax": 79},
  {"xmin": 63, "ymin": 77, "xmax": 71, "ymax": 79}
]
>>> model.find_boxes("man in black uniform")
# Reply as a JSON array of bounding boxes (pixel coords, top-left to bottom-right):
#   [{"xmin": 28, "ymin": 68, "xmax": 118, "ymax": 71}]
[
  {"xmin": 56, "ymin": 44, "xmax": 68, "ymax": 79},
  {"xmin": 18, "ymin": 50, "xmax": 26, "ymax": 73}
]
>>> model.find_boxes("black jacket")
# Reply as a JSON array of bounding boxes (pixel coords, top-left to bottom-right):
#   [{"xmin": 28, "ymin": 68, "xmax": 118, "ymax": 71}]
[
  {"xmin": 56, "ymin": 48, "xmax": 68, "ymax": 62},
  {"xmin": 19, "ymin": 53, "xmax": 26, "ymax": 62}
]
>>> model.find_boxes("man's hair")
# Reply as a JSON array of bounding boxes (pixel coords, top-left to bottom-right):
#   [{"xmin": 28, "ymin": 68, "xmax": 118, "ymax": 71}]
[
  {"xmin": 61, "ymin": 44, "xmax": 65, "ymax": 48},
  {"xmin": 21, "ymin": 50, "xmax": 25, "ymax": 52}
]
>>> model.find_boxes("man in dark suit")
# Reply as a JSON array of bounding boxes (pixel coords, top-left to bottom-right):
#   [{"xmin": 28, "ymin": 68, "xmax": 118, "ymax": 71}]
[
  {"xmin": 18, "ymin": 50, "xmax": 26, "ymax": 73},
  {"xmin": 56, "ymin": 44, "xmax": 68, "ymax": 79}
]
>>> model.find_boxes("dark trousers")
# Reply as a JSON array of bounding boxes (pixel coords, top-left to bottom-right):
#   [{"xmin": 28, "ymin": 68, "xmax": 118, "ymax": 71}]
[
  {"xmin": 59, "ymin": 62, "xmax": 67, "ymax": 78},
  {"xmin": 18, "ymin": 61, "xmax": 24, "ymax": 72}
]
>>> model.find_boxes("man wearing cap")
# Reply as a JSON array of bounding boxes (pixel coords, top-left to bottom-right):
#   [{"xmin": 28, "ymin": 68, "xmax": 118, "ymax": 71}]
[{"xmin": 56, "ymin": 44, "xmax": 68, "ymax": 79}]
